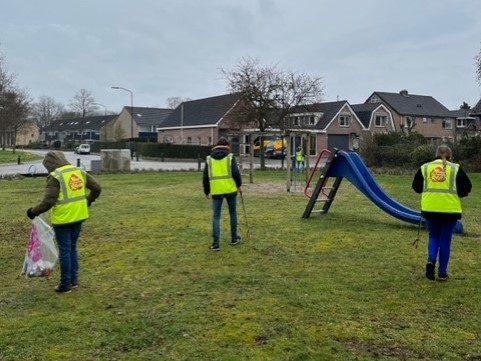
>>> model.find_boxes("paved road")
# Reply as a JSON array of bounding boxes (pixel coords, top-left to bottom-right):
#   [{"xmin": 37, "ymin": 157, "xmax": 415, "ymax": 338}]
[{"xmin": 0, "ymin": 150, "xmax": 292, "ymax": 176}]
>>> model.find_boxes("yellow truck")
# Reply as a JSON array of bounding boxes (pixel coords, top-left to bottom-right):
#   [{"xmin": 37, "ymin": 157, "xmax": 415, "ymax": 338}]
[{"xmin": 253, "ymin": 135, "xmax": 286, "ymax": 158}]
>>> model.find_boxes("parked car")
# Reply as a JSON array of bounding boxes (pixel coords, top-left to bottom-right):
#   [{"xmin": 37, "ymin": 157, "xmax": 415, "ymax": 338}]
[
  {"xmin": 265, "ymin": 145, "xmax": 286, "ymax": 159},
  {"xmin": 74, "ymin": 144, "xmax": 91, "ymax": 154}
]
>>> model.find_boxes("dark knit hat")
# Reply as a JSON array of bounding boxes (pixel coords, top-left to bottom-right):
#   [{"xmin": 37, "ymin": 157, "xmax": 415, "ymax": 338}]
[{"xmin": 217, "ymin": 137, "xmax": 229, "ymax": 146}]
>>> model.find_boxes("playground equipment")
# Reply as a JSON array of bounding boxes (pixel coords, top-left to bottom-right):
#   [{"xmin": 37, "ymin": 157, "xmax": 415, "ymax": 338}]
[{"xmin": 302, "ymin": 149, "xmax": 463, "ymax": 233}]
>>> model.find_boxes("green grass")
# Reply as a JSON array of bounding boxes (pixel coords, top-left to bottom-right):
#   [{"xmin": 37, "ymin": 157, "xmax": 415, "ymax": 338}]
[
  {"xmin": 1, "ymin": 170, "xmax": 481, "ymax": 360},
  {"xmin": 0, "ymin": 150, "xmax": 42, "ymax": 164}
]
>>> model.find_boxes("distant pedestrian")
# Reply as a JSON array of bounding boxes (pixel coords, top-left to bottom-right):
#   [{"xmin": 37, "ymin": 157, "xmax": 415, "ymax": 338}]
[
  {"xmin": 27, "ymin": 151, "xmax": 101, "ymax": 293},
  {"xmin": 412, "ymin": 144, "xmax": 472, "ymax": 281},
  {"xmin": 296, "ymin": 146, "xmax": 305, "ymax": 171},
  {"xmin": 203, "ymin": 137, "xmax": 242, "ymax": 251}
]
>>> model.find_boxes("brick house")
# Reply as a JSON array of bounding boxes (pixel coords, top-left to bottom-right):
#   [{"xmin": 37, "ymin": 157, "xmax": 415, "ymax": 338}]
[
  {"xmin": 111, "ymin": 106, "xmax": 172, "ymax": 141},
  {"xmin": 364, "ymin": 90, "xmax": 456, "ymax": 142},
  {"xmin": 1, "ymin": 120, "xmax": 39, "ymax": 147},
  {"xmin": 286, "ymin": 101, "xmax": 365, "ymax": 154},
  {"xmin": 157, "ymin": 93, "xmax": 241, "ymax": 146}
]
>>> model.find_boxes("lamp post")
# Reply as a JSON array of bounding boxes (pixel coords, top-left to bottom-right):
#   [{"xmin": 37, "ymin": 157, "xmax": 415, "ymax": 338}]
[{"xmin": 111, "ymin": 86, "xmax": 134, "ymax": 158}]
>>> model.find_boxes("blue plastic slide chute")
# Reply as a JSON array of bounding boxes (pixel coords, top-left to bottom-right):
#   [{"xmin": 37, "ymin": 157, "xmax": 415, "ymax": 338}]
[{"xmin": 320, "ymin": 150, "xmax": 463, "ymax": 233}]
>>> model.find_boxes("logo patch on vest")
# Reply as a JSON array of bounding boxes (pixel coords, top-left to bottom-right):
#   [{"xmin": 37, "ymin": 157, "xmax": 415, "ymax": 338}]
[
  {"xmin": 68, "ymin": 174, "xmax": 84, "ymax": 191},
  {"xmin": 429, "ymin": 166, "xmax": 446, "ymax": 182}
]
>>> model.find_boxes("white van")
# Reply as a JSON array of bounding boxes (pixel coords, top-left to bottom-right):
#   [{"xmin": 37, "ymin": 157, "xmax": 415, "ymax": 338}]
[{"xmin": 75, "ymin": 144, "xmax": 91, "ymax": 155}]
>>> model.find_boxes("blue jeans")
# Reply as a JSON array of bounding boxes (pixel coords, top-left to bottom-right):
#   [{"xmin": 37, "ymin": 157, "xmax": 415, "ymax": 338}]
[
  {"xmin": 54, "ymin": 221, "xmax": 83, "ymax": 287},
  {"xmin": 212, "ymin": 195, "xmax": 238, "ymax": 244},
  {"xmin": 424, "ymin": 216, "xmax": 457, "ymax": 275}
]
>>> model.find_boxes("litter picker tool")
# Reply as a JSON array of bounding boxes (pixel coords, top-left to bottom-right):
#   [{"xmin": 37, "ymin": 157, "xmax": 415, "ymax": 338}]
[
  {"xmin": 412, "ymin": 216, "xmax": 423, "ymax": 248},
  {"xmin": 240, "ymin": 191, "xmax": 250, "ymax": 240}
]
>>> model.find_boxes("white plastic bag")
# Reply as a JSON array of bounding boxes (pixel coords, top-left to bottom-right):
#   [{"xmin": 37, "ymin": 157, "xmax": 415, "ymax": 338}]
[{"xmin": 21, "ymin": 217, "xmax": 58, "ymax": 278}]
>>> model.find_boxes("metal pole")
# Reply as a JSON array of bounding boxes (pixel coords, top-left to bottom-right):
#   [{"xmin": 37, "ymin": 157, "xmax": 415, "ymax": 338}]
[{"xmin": 111, "ymin": 86, "xmax": 134, "ymax": 159}]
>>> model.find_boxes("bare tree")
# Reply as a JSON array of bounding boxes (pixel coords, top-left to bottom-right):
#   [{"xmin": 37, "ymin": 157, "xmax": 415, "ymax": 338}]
[
  {"xmin": 69, "ymin": 89, "xmax": 96, "ymax": 118},
  {"xmin": 222, "ymin": 57, "xmax": 324, "ymax": 168},
  {"xmin": 31, "ymin": 95, "xmax": 64, "ymax": 129},
  {"xmin": 0, "ymin": 48, "xmax": 31, "ymax": 151},
  {"xmin": 476, "ymin": 44, "xmax": 481, "ymax": 86},
  {"xmin": 166, "ymin": 96, "xmax": 191, "ymax": 109},
  {"xmin": 68, "ymin": 89, "xmax": 96, "ymax": 142}
]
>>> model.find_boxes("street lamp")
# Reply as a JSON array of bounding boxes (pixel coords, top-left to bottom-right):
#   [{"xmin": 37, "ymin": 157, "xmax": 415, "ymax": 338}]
[{"xmin": 111, "ymin": 86, "xmax": 134, "ymax": 158}]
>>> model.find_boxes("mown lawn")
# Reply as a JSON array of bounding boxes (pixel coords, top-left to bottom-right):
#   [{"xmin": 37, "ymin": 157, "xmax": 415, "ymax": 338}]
[
  {"xmin": 1, "ymin": 170, "xmax": 480, "ymax": 361},
  {"xmin": 0, "ymin": 150, "xmax": 42, "ymax": 164}
]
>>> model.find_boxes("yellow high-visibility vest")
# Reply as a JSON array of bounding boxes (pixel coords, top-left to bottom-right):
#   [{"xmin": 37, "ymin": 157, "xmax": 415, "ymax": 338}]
[
  {"xmin": 50, "ymin": 165, "xmax": 89, "ymax": 225},
  {"xmin": 206, "ymin": 154, "xmax": 237, "ymax": 195},
  {"xmin": 296, "ymin": 150, "xmax": 304, "ymax": 162},
  {"xmin": 421, "ymin": 160, "xmax": 462, "ymax": 213}
]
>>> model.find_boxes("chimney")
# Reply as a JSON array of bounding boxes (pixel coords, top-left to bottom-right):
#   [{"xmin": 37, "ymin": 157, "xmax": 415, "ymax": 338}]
[{"xmin": 400, "ymin": 90, "xmax": 409, "ymax": 97}]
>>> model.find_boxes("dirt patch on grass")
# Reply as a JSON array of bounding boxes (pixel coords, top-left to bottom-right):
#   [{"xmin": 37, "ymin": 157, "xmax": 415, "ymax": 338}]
[{"xmin": 243, "ymin": 181, "xmax": 287, "ymax": 193}]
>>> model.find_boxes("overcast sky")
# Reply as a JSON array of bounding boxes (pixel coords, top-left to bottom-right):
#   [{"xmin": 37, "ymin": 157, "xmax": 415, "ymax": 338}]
[{"xmin": 1, "ymin": 0, "xmax": 480, "ymax": 113}]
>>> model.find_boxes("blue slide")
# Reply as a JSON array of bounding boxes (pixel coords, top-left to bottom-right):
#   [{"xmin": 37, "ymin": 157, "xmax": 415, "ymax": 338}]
[{"xmin": 324, "ymin": 150, "xmax": 463, "ymax": 233}]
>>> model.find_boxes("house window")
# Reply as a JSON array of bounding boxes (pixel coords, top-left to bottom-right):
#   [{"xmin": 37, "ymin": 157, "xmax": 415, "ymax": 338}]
[
  {"xmin": 187, "ymin": 137, "xmax": 192, "ymax": 144},
  {"xmin": 442, "ymin": 119, "xmax": 452, "ymax": 129},
  {"xmin": 339, "ymin": 115, "xmax": 351, "ymax": 127},
  {"xmin": 456, "ymin": 118, "xmax": 467, "ymax": 128},
  {"xmin": 291, "ymin": 115, "xmax": 316, "ymax": 126},
  {"xmin": 405, "ymin": 116, "xmax": 415, "ymax": 128},
  {"xmin": 163, "ymin": 135, "xmax": 173, "ymax": 143},
  {"xmin": 375, "ymin": 115, "xmax": 387, "ymax": 127},
  {"xmin": 369, "ymin": 95, "xmax": 381, "ymax": 103}
]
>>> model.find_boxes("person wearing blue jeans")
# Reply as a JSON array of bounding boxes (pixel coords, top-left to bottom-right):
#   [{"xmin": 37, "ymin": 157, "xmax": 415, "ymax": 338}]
[
  {"xmin": 54, "ymin": 222, "xmax": 83, "ymax": 289},
  {"xmin": 27, "ymin": 151, "xmax": 101, "ymax": 293},
  {"xmin": 412, "ymin": 144, "xmax": 471, "ymax": 281},
  {"xmin": 212, "ymin": 195, "xmax": 238, "ymax": 247},
  {"xmin": 203, "ymin": 137, "xmax": 242, "ymax": 251}
]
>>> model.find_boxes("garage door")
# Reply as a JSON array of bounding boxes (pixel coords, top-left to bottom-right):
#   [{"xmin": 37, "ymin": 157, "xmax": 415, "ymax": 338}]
[{"xmin": 327, "ymin": 134, "xmax": 349, "ymax": 152}]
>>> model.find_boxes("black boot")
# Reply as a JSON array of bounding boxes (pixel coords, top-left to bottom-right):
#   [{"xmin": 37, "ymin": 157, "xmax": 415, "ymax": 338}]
[{"xmin": 425, "ymin": 262, "xmax": 435, "ymax": 281}]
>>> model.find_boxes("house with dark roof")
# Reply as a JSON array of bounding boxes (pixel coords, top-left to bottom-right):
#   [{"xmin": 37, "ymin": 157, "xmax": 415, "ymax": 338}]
[
  {"xmin": 112, "ymin": 106, "xmax": 172, "ymax": 141},
  {"xmin": 40, "ymin": 115, "xmax": 117, "ymax": 146},
  {"xmin": 350, "ymin": 103, "xmax": 395, "ymax": 133},
  {"xmin": 285, "ymin": 101, "xmax": 366, "ymax": 152},
  {"xmin": 365, "ymin": 90, "xmax": 456, "ymax": 142},
  {"xmin": 157, "ymin": 93, "xmax": 240, "ymax": 145}
]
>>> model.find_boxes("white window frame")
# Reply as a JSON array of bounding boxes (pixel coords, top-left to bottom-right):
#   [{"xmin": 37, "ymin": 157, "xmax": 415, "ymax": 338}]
[
  {"xmin": 374, "ymin": 115, "xmax": 387, "ymax": 127},
  {"xmin": 442, "ymin": 119, "xmax": 452, "ymax": 130},
  {"xmin": 339, "ymin": 115, "xmax": 351, "ymax": 127},
  {"xmin": 456, "ymin": 118, "xmax": 467, "ymax": 128}
]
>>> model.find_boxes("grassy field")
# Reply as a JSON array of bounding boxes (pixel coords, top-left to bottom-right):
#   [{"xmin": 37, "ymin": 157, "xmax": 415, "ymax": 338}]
[
  {"xmin": 0, "ymin": 150, "xmax": 42, "ymax": 164},
  {"xmin": 1, "ymin": 169, "xmax": 480, "ymax": 361}
]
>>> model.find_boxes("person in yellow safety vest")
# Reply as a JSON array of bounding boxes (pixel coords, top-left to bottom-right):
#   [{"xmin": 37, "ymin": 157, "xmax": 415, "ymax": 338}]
[
  {"xmin": 412, "ymin": 144, "xmax": 472, "ymax": 281},
  {"xmin": 296, "ymin": 146, "xmax": 305, "ymax": 171},
  {"xmin": 203, "ymin": 137, "xmax": 242, "ymax": 251},
  {"xmin": 27, "ymin": 151, "xmax": 101, "ymax": 293}
]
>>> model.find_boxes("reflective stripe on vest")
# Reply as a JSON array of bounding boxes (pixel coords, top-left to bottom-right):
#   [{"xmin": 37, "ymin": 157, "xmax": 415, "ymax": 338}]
[
  {"xmin": 50, "ymin": 165, "xmax": 89, "ymax": 224},
  {"xmin": 206, "ymin": 154, "xmax": 237, "ymax": 195},
  {"xmin": 420, "ymin": 160, "xmax": 462, "ymax": 213}
]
